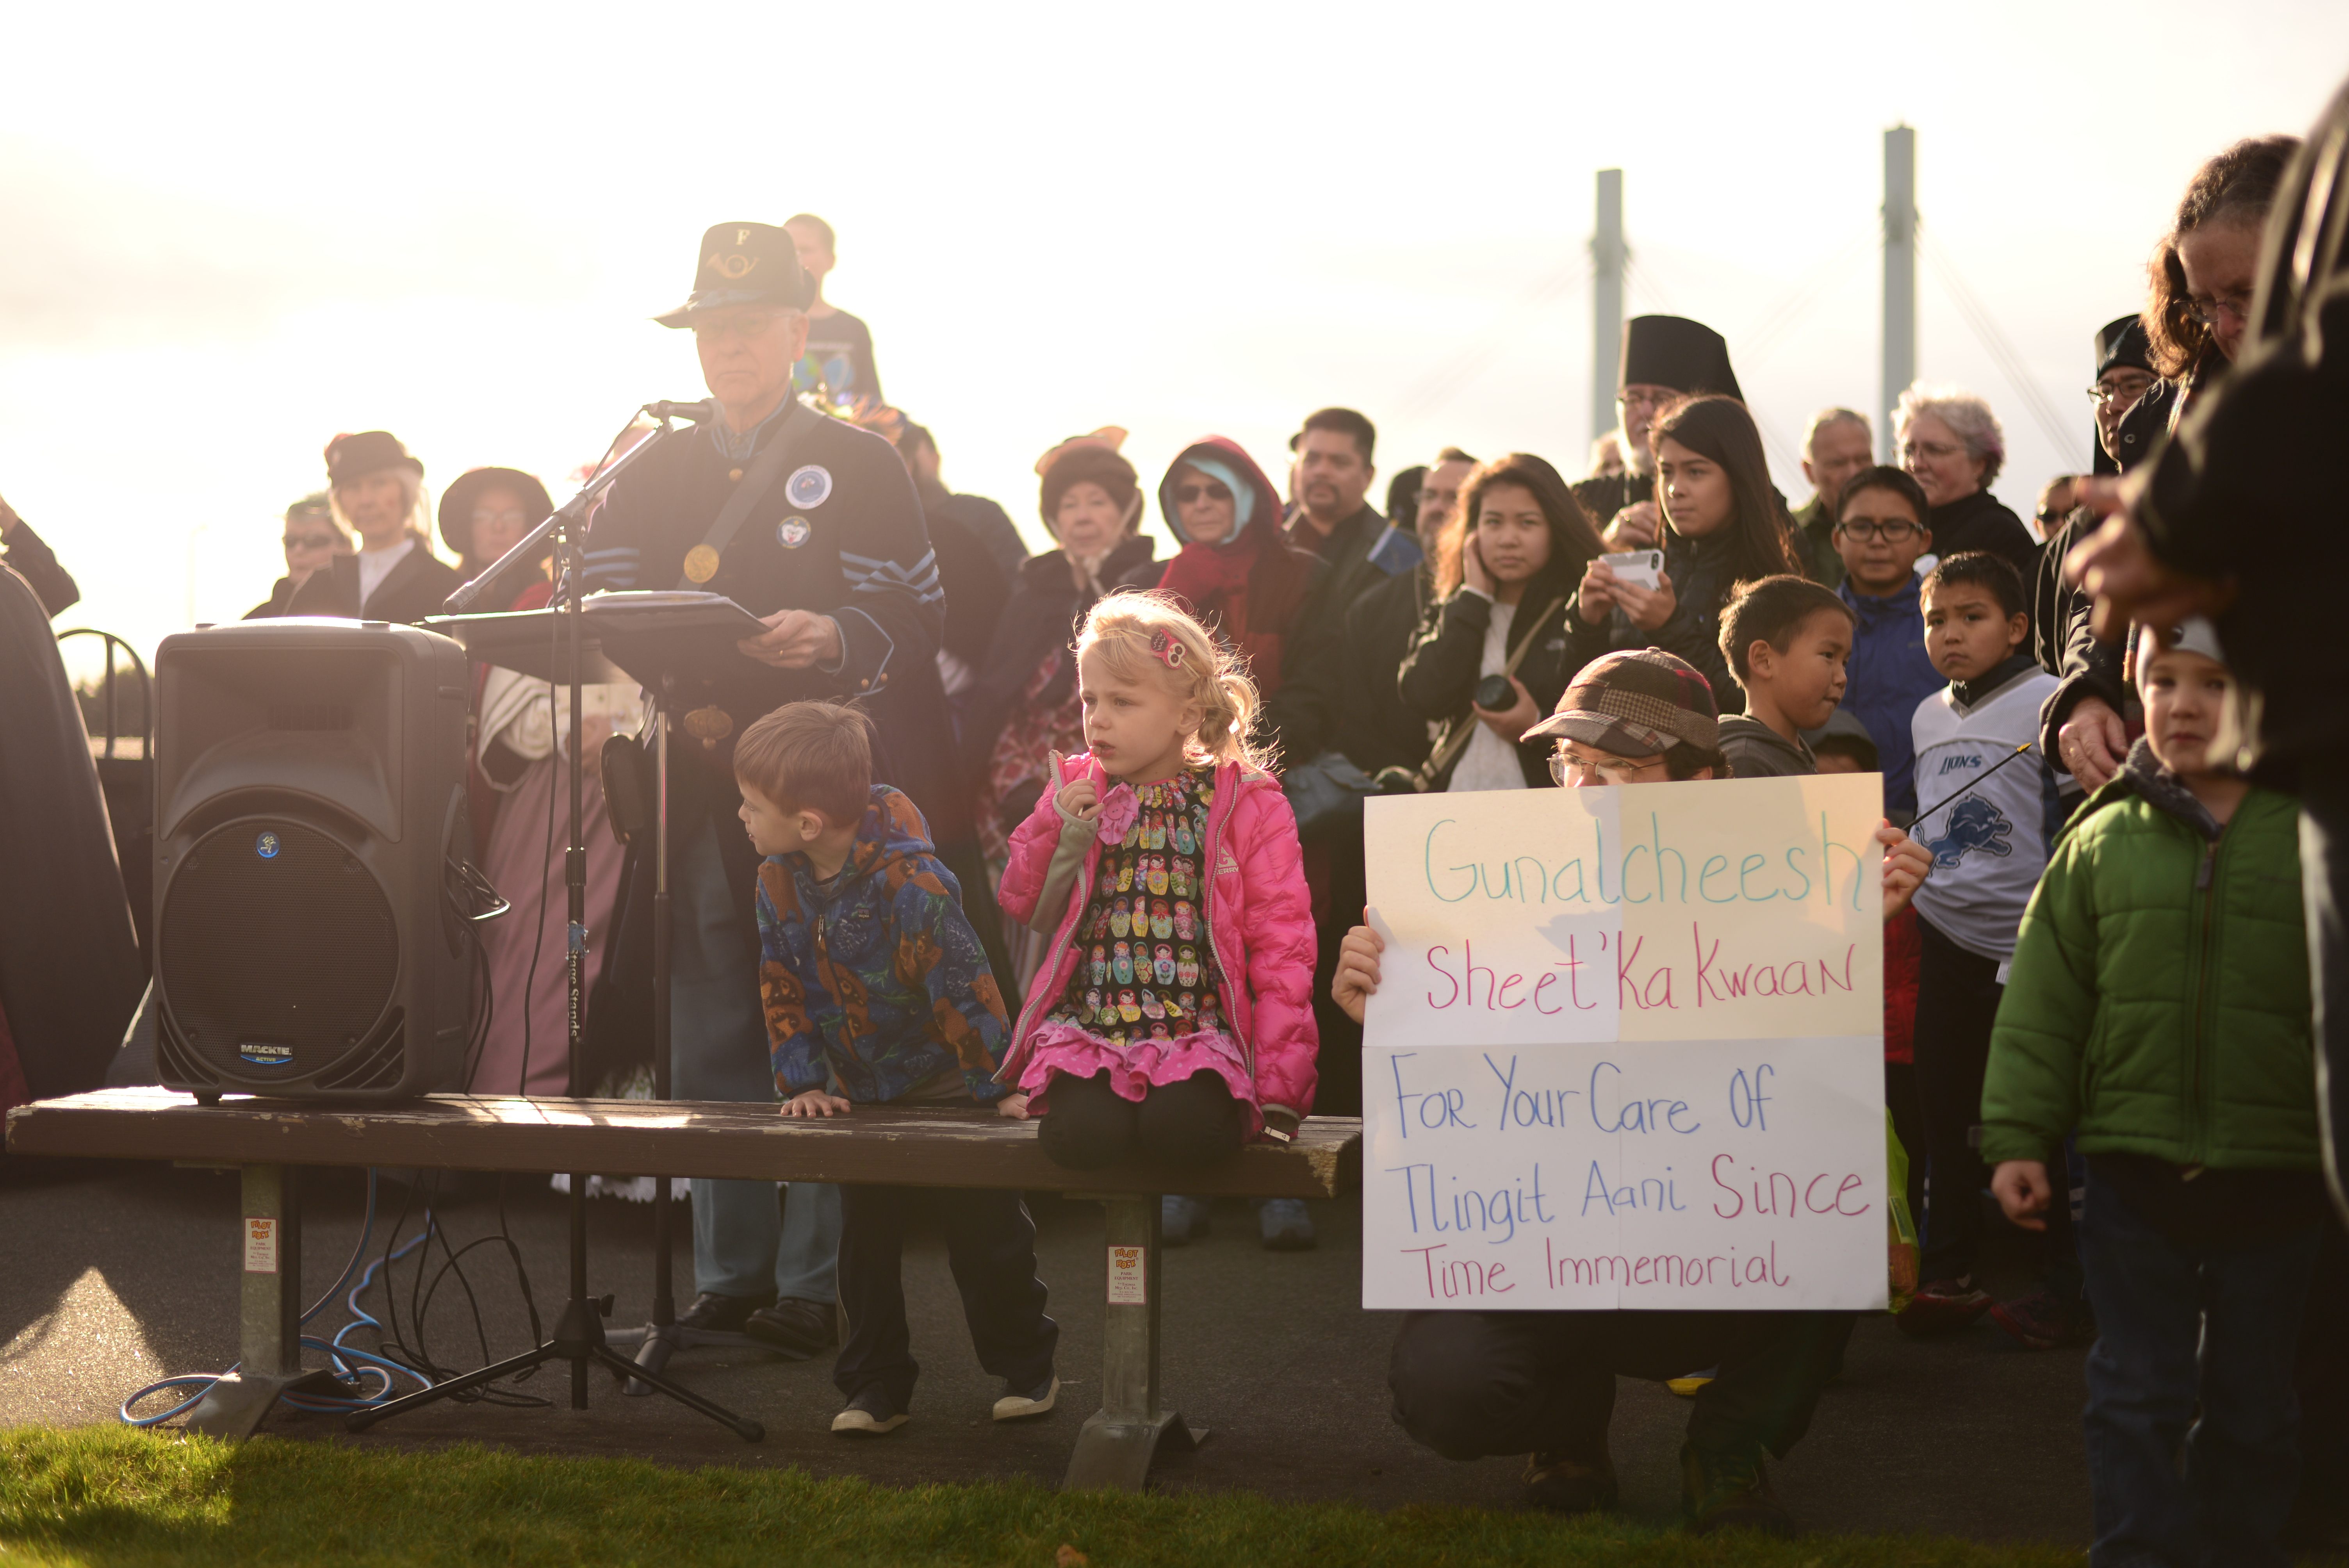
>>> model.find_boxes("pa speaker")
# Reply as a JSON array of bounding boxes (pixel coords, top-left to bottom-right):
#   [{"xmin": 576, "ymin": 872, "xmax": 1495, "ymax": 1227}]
[{"xmin": 153, "ymin": 619, "xmax": 473, "ymax": 1102}]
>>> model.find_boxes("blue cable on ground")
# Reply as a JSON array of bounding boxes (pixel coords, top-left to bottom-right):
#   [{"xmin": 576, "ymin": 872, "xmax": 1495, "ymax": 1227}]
[{"xmin": 118, "ymin": 1170, "xmax": 440, "ymax": 1427}]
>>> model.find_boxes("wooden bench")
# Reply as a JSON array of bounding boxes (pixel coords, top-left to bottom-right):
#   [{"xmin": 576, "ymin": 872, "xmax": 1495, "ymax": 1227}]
[{"xmin": 5, "ymin": 1087, "xmax": 1361, "ymax": 1490}]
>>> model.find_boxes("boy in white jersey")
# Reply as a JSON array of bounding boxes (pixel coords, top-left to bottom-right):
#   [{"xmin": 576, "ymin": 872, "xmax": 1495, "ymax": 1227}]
[{"xmin": 1901, "ymin": 552, "xmax": 2082, "ymax": 1348}]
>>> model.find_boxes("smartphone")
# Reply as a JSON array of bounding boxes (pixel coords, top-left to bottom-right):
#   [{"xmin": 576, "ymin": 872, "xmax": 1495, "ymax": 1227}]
[{"xmin": 1601, "ymin": 549, "xmax": 1663, "ymax": 590}]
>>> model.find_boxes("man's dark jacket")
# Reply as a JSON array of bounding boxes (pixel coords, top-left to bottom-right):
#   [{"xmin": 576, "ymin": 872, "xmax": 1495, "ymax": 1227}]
[{"xmin": 285, "ymin": 541, "xmax": 463, "ymax": 627}]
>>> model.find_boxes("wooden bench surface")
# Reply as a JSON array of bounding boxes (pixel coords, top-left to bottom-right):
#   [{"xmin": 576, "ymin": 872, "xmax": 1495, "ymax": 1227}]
[{"xmin": 5, "ymin": 1089, "xmax": 1362, "ymax": 1199}]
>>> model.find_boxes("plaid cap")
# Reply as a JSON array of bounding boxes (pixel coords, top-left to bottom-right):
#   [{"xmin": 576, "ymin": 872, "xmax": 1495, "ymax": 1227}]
[{"xmin": 1522, "ymin": 647, "xmax": 1721, "ymax": 757}]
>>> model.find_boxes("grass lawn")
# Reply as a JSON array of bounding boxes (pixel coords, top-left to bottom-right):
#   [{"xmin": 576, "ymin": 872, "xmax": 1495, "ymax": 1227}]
[{"xmin": 0, "ymin": 1425, "xmax": 2075, "ymax": 1568}]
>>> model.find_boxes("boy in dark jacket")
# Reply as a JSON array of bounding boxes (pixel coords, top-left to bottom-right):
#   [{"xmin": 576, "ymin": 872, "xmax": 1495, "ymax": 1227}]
[
  {"xmin": 1713, "ymin": 575, "xmax": 1852, "ymax": 779},
  {"xmin": 737, "ymin": 701, "xmax": 1058, "ymax": 1437},
  {"xmin": 1984, "ymin": 620, "xmax": 2322, "ymax": 1567}
]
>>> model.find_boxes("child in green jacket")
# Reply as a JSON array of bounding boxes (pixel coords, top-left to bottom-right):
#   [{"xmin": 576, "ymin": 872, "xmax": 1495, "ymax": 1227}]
[{"xmin": 1983, "ymin": 618, "xmax": 2324, "ymax": 1568}]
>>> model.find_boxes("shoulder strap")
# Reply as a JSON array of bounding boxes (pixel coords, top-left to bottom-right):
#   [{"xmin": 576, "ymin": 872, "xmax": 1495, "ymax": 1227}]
[
  {"xmin": 1410, "ymin": 595, "xmax": 1566, "ymax": 791},
  {"xmin": 674, "ymin": 401, "xmax": 823, "ymax": 590}
]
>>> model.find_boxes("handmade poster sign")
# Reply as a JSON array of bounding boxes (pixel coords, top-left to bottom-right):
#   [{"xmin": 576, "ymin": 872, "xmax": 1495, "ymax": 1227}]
[{"xmin": 1360, "ymin": 773, "xmax": 1887, "ymax": 1311}]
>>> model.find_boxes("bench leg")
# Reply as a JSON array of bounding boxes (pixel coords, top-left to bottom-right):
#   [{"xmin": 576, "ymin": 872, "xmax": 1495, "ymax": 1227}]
[
  {"xmin": 1063, "ymin": 1194, "xmax": 1205, "ymax": 1492},
  {"xmin": 187, "ymin": 1164, "xmax": 305, "ymax": 1441}
]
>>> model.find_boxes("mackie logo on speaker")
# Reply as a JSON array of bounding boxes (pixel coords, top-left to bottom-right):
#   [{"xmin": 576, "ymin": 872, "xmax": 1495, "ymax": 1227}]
[
  {"xmin": 255, "ymin": 832, "xmax": 282, "ymax": 859},
  {"xmin": 239, "ymin": 1043, "xmax": 294, "ymax": 1067}
]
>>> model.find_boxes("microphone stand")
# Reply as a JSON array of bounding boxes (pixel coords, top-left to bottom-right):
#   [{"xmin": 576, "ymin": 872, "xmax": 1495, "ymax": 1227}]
[{"xmin": 353, "ymin": 402, "xmax": 761, "ymax": 1441}]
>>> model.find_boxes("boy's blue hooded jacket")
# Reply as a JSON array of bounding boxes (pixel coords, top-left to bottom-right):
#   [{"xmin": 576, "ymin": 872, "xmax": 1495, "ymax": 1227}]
[
  {"xmin": 1839, "ymin": 574, "xmax": 1943, "ymax": 815},
  {"xmin": 757, "ymin": 784, "xmax": 1008, "ymax": 1103}
]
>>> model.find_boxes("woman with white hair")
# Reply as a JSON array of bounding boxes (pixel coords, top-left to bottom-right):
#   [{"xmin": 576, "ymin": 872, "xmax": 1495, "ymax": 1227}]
[
  {"xmin": 1894, "ymin": 385, "xmax": 2037, "ymax": 577},
  {"xmin": 286, "ymin": 430, "xmax": 462, "ymax": 624}
]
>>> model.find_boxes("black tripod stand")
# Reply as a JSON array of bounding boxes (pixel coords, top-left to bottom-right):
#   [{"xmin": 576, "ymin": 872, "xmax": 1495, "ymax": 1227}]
[{"xmin": 355, "ymin": 405, "xmax": 760, "ymax": 1441}]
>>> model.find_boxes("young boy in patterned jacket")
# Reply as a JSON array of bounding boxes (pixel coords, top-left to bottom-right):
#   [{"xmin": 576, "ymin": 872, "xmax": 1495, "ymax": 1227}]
[{"xmin": 735, "ymin": 700, "xmax": 1057, "ymax": 1438}]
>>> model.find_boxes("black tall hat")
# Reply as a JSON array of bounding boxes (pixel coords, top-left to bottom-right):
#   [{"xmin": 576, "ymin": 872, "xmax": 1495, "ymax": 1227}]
[
  {"xmin": 655, "ymin": 222, "xmax": 816, "ymax": 327},
  {"xmin": 2095, "ymin": 314, "xmax": 2154, "ymax": 378},
  {"xmin": 1619, "ymin": 315, "xmax": 1743, "ymax": 402}
]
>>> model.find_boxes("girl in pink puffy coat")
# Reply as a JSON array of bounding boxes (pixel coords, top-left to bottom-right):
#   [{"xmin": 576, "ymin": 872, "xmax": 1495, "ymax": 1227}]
[{"xmin": 996, "ymin": 592, "xmax": 1318, "ymax": 1167}]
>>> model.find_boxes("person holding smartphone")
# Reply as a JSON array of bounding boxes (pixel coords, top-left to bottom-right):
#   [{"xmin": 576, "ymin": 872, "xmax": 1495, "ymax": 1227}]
[
  {"xmin": 1396, "ymin": 454, "xmax": 1604, "ymax": 791},
  {"xmin": 1570, "ymin": 394, "xmax": 1808, "ymax": 712}
]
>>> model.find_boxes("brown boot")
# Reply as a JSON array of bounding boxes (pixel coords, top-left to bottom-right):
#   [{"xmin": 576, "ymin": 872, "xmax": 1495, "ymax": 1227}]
[
  {"xmin": 1522, "ymin": 1449, "xmax": 1618, "ymax": 1513},
  {"xmin": 1681, "ymin": 1445, "xmax": 1796, "ymax": 1537}
]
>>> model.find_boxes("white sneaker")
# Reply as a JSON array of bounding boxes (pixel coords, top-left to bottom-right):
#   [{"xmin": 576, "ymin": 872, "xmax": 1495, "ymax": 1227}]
[
  {"xmin": 831, "ymin": 1386, "xmax": 909, "ymax": 1436},
  {"xmin": 992, "ymin": 1375, "xmax": 1059, "ymax": 1421}
]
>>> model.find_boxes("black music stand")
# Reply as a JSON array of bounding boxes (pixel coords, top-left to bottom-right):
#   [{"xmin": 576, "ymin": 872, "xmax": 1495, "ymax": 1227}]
[{"xmin": 351, "ymin": 426, "xmax": 766, "ymax": 1441}]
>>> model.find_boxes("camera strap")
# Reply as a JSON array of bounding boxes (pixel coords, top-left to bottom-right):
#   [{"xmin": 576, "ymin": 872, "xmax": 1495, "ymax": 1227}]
[
  {"xmin": 673, "ymin": 401, "xmax": 823, "ymax": 590},
  {"xmin": 1412, "ymin": 594, "xmax": 1565, "ymax": 792}
]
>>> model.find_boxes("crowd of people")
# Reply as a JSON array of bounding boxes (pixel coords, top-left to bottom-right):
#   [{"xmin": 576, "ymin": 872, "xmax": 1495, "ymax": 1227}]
[{"xmin": 33, "ymin": 128, "xmax": 2319, "ymax": 1552}]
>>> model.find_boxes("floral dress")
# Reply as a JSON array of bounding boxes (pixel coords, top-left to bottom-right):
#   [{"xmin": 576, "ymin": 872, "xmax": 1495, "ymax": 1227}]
[{"xmin": 1016, "ymin": 767, "xmax": 1254, "ymax": 1114}]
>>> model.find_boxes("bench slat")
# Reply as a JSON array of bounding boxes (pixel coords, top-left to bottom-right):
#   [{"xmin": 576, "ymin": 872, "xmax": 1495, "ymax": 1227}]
[{"xmin": 5, "ymin": 1089, "xmax": 1362, "ymax": 1199}]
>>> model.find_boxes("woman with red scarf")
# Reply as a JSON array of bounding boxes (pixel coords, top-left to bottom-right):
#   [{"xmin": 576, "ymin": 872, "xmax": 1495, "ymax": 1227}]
[{"xmin": 1151, "ymin": 438, "xmax": 1320, "ymax": 755}]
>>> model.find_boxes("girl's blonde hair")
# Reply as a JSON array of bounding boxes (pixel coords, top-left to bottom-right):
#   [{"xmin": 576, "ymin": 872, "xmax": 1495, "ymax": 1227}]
[{"xmin": 1074, "ymin": 591, "xmax": 1270, "ymax": 772}]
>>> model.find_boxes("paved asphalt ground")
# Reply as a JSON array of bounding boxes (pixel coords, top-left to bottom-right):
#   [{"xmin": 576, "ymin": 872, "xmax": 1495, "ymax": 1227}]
[{"xmin": 1, "ymin": 1155, "xmax": 2093, "ymax": 1543}]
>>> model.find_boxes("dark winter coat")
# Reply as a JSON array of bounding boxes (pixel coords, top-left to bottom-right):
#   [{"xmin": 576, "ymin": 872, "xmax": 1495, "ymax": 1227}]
[
  {"xmin": 2034, "ymin": 357, "xmax": 2210, "ymax": 761},
  {"xmin": 284, "ymin": 539, "xmax": 463, "ymax": 627},
  {"xmin": 964, "ymin": 533, "xmax": 1159, "ymax": 784},
  {"xmin": 1335, "ymin": 564, "xmax": 1437, "ymax": 777},
  {"xmin": 1791, "ymin": 493, "xmax": 1845, "ymax": 590},
  {"xmin": 1399, "ymin": 581, "xmax": 1580, "ymax": 791},
  {"xmin": 1922, "ymin": 487, "xmax": 2036, "ymax": 580},
  {"xmin": 1716, "ymin": 715, "xmax": 1816, "ymax": 779},
  {"xmin": 582, "ymin": 406, "xmax": 954, "ymax": 839},
  {"xmin": 0, "ymin": 520, "xmax": 79, "ymax": 618},
  {"xmin": 1565, "ymin": 523, "xmax": 1752, "ymax": 714}
]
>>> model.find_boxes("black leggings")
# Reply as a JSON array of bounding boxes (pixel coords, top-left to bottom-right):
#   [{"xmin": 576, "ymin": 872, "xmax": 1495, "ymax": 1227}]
[{"xmin": 1036, "ymin": 1070, "xmax": 1244, "ymax": 1170}]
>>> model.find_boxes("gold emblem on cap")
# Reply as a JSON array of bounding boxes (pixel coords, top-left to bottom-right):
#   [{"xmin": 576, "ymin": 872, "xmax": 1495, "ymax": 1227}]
[
  {"xmin": 683, "ymin": 544, "xmax": 721, "ymax": 583},
  {"xmin": 717, "ymin": 253, "xmax": 757, "ymax": 280},
  {"xmin": 683, "ymin": 706, "xmax": 734, "ymax": 744}
]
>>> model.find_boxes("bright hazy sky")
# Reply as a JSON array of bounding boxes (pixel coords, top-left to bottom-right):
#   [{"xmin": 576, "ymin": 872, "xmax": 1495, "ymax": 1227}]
[{"xmin": 8, "ymin": 1, "xmax": 2347, "ymax": 678}]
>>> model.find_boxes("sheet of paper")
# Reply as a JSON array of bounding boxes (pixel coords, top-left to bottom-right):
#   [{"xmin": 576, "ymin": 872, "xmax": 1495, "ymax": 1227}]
[{"xmin": 1360, "ymin": 775, "xmax": 1888, "ymax": 1311}]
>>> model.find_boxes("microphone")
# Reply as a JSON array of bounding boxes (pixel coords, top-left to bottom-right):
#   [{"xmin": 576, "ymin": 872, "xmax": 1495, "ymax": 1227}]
[{"xmin": 644, "ymin": 399, "xmax": 718, "ymax": 422}]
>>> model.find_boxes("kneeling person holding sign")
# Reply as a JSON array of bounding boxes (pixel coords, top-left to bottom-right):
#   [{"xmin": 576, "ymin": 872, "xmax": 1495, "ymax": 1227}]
[{"xmin": 1333, "ymin": 649, "xmax": 1930, "ymax": 1535}]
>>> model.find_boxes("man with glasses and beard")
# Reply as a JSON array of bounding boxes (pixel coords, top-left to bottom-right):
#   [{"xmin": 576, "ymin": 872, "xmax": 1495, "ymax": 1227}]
[{"xmin": 582, "ymin": 220, "xmax": 952, "ymax": 1361}]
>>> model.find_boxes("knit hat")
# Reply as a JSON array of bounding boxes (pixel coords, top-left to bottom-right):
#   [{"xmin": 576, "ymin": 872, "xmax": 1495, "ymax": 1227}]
[
  {"xmin": 2133, "ymin": 616, "xmax": 2228, "ymax": 690},
  {"xmin": 2095, "ymin": 315, "xmax": 2155, "ymax": 379},
  {"xmin": 1522, "ymin": 647, "xmax": 1722, "ymax": 757},
  {"xmin": 1037, "ymin": 438, "xmax": 1140, "ymax": 538}
]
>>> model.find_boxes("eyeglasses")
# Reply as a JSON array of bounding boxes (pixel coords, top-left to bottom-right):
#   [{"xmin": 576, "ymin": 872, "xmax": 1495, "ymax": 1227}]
[
  {"xmin": 471, "ymin": 508, "xmax": 532, "ymax": 530},
  {"xmin": 690, "ymin": 310, "xmax": 786, "ymax": 344},
  {"xmin": 1834, "ymin": 519, "xmax": 1922, "ymax": 543},
  {"xmin": 1616, "ymin": 388, "xmax": 1677, "ymax": 411},
  {"xmin": 2085, "ymin": 376, "xmax": 2155, "ymax": 407},
  {"xmin": 1548, "ymin": 749, "xmax": 1658, "ymax": 785},
  {"xmin": 282, "ymin": 532, "xmax": 340, "ymax": 551},
  {"xmin": 1173, "ymin": 482, "xmax": 1233, "ymax": 505},
  {"xmin": 1899, "ymin": 439, "xmax": 1966, "ymax": 463},
  {"xmin": 2184, "ymin": 291, "xmax": 2252, "ymax": 331}
]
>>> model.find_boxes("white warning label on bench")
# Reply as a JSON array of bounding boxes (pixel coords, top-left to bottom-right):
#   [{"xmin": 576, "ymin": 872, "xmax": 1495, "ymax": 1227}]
[
  {"xmin": 244, "ymin": 1217, "xmax": 279, "ymax": 1274},
  {"xmin": 1107, "ymin": 1245, "xmax": 1146, "ymax": 1305}
]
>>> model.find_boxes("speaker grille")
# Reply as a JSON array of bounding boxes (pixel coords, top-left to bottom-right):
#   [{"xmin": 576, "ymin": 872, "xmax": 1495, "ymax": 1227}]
[{"xmin": 159, "ymin": 819, "xmax": 400, "ymax": 1082}]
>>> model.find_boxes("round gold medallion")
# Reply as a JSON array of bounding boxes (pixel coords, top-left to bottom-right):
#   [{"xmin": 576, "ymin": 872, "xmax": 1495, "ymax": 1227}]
[
  {"xmin": 683, "ymin": 705, "xmax": 734, "ymax": 743},
  {"xmin": 682, "ymin": 544, "xmax": 721, "ymax": 583}
]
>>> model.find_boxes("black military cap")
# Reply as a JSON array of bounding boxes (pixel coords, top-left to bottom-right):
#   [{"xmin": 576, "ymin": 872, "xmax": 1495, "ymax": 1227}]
[
  {"xmin": 2095, "ymin": 314, "xmax": 2154, "ymax": 378},
  {"xmin": 1620, "ymin": 315, "xmax": 1744, "ymax": 403},
  {"xmin": 655, "ymin": 222, "xmax": 816, "ymax": 327}
]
